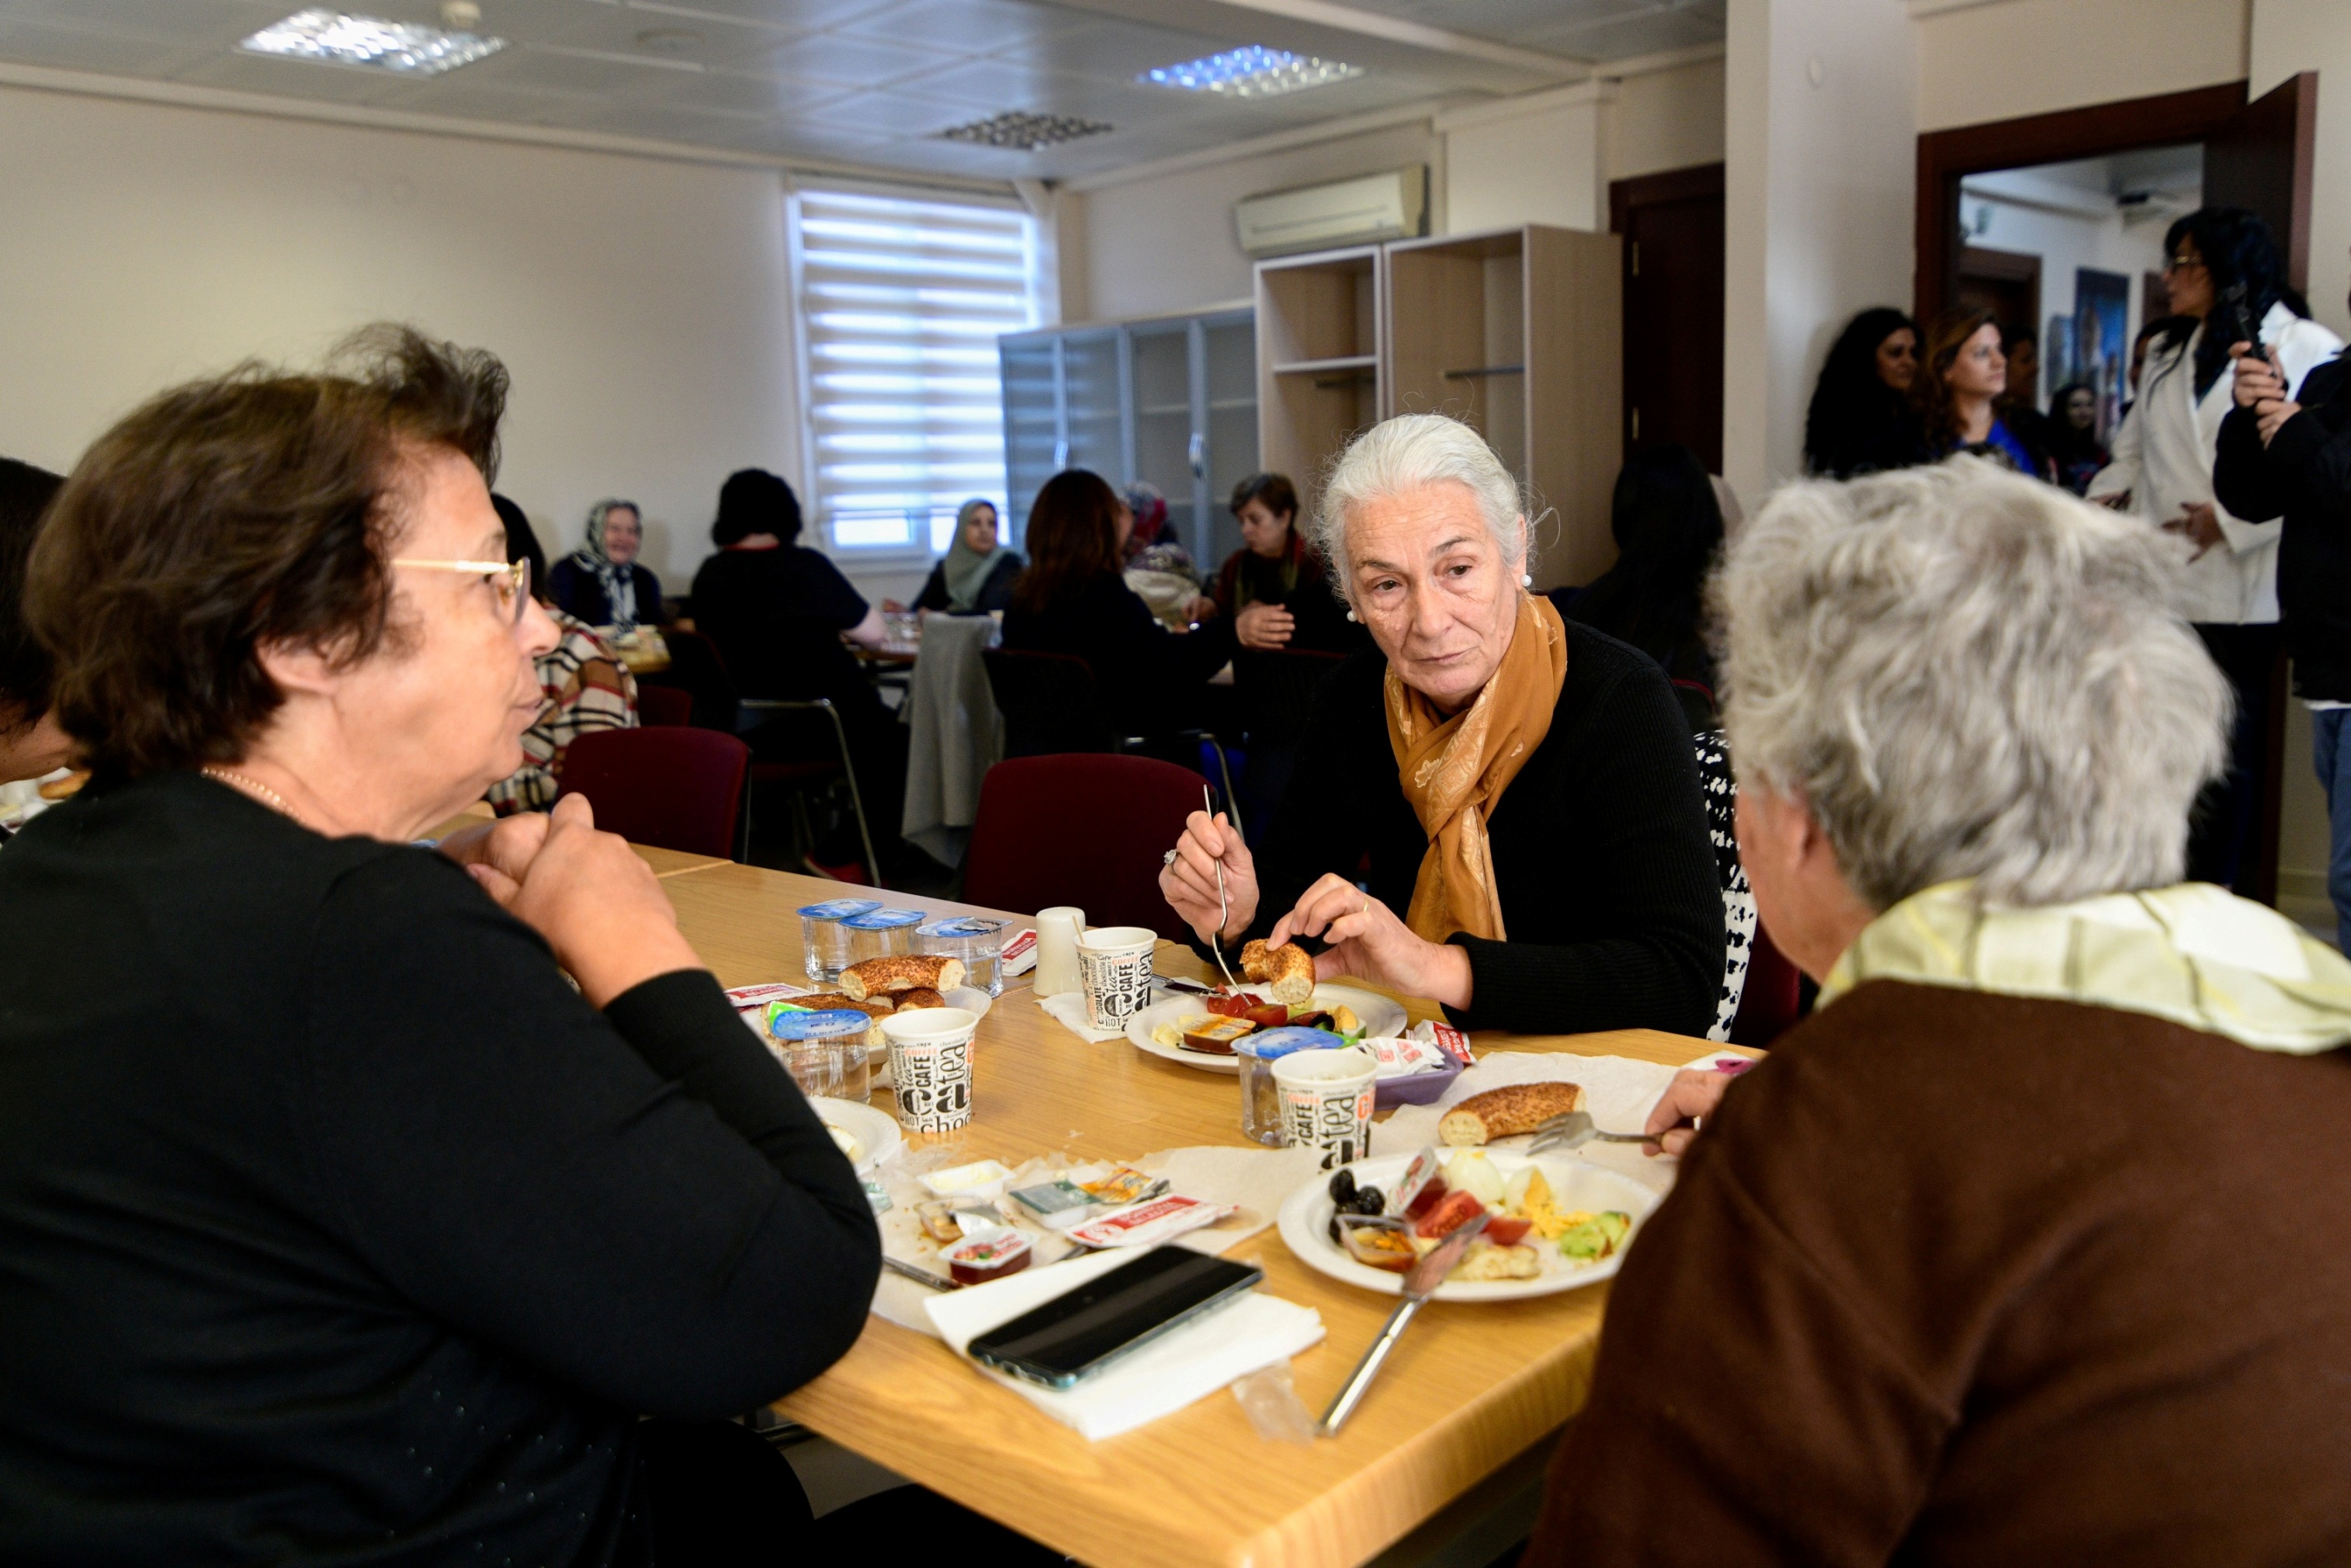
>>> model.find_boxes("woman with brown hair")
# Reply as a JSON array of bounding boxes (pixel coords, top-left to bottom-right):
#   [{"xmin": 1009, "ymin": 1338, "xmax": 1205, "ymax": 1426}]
[
  {"xmin": 0, "ymin": 328, "xmax": 879, "ymax": 1563},
  {"xmin": 1202, "ymin": 470, "xmax": 1362, "ymax": 654},
  {"xmin": 1000, "ymin": 467, "xmax": 1235, "ymax": 731},
  {"xmin": 1914, "ymin": 306, "xmax": 2051, "ymax": 479}
]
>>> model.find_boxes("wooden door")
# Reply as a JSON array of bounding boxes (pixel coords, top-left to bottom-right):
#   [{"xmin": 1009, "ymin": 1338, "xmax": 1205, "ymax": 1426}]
[
  {"xmin": 1611, "ymin": 164, "xmax": 1725, "ymax": 471},
  {"xmin": 2200, "ymin": 71, "xmax": 2318, "ymax": 907},
  {"xmin": 2204, "ymin": 72, "xmax": 2317, "ymax": 293}
]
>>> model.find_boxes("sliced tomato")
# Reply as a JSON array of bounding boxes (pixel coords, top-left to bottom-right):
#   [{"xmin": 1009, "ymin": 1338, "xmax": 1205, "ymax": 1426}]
[
  {"xmin": 1415, "ymin": 1188, "xmax": 1487, "ymax": 1240},
  {"xmin": 1243, "ymin": 1003, "xmax": 1290, "ymax": 1030},
  {"xmin": 1204, "ymin": 994, "xmax": 1252, "ymax": 1018},
  {"xmin": 1402, "ymin": 1174, "xmax": 1449, "ymax": 1221},
  {"xmin": 1483, "ymin": 1214, "xmax": 1532, "ymax": 1247},
  {"xmin": 1287, "ymin": 1010, "xmax": 1331, "ymax": 1031}
]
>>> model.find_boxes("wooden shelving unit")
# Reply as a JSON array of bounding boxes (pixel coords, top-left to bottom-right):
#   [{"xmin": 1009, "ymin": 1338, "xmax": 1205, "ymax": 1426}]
[
  {"xmin": 1256, "ymin": 225, "xmax": 1621, "ymax": 591},
  {"xmin": 1385, "ymin": 224, "xmax": 1622, "ymax": 591},
  {"xmin": 1254, "ymin": 245, "xmax": 1385, "ymax": 518}
]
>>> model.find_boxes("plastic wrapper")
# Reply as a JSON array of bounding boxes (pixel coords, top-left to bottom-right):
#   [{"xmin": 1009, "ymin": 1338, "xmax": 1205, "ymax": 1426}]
[{"xmin": 1231, "ymin": 1358, "xmax": 1318, "ymax": 1444}]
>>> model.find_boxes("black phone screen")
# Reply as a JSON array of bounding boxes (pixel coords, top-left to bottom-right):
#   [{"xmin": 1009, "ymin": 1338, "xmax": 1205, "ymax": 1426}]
[{"xmin": 967, "ymin": 1248, "xmax": 1263, "ymax": 1388}]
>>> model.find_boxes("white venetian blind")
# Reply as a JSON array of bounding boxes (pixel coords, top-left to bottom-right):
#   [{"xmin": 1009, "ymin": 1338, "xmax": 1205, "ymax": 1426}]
[{"xmin": 789, "ymin": 186, "xmax": 1043, "ymax": 553}]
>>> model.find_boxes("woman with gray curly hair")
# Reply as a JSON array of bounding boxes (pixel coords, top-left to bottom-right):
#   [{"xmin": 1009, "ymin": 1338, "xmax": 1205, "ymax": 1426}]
[
  {"xmin": 1525, "ymin": 459, "xmax": 2351, "ymax": 1566},
  {"xmin": 1159, "ymin": 413, "xmax": 1721, "ymax": 1035}
]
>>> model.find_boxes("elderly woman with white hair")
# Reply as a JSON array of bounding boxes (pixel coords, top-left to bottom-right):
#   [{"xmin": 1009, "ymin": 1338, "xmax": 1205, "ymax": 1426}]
[
  {"xmin": 1159, "ymin": 413, "xmax": 1722, "ymax": 1035},
  {"xmin": 1524, "ymin": 460, "xmax": 2351, "ymax": 1566}
]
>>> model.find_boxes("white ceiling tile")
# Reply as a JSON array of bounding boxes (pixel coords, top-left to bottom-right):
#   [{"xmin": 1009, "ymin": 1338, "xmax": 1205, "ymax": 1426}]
[
  {"xmin": 636, "ymin": 65, "xmax": 851, "ymax": 116},
  {"xmin": 891, "ymin": 57, "xmax": 1206, "ymax": 126},
  {"xmin": 458, "ymin": 41, "xmax": 709, "ymax": 95},
  {"xmin": 995, "ymin": 19, "xmax": 1258, "ymax": 83},
  {"xmin": 1522, "ymin": 7, "xmax": 1722, "ymax": 58},
  {"xmin": 794, "ymin": 85, "xmax": 993, "ymax": 135},
  {"xmin": 759, "ymin": 29, "xmax": 962, "ymax": 86},
  {"xmin": 832, "ymin": 0, "xmax": 1092, "ymax": 54},
  {"xmin": 629, "ymin": 0, "xmax": 904, "ymax": 28}
]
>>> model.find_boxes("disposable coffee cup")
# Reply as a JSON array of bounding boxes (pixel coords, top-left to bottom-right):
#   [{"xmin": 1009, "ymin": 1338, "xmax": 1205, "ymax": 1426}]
[
  {"xmin": 1076, "ymin": 924, "xmax": 1157, "ymax": 1032},
  {"xmin": 1272, "ymin": 1046, "xmax": 1378, "ymax": 1171},
  {"xmin": 879, "ymin": 1006, "xmax": 978, "ymax": 1133}
]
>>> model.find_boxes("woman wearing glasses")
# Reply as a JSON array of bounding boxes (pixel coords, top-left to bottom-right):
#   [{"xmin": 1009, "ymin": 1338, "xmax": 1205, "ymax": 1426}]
[
  {"xmin": 0, "ymin": 328, "xmax": 880, "ymax": 1563},
  {"xmin": 2089, "ymin": 207, "xmax": 2342, "ymax": 891}
]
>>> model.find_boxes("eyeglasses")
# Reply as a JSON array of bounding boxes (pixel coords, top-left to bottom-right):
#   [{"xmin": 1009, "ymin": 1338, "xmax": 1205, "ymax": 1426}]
[
  {"xmin": 2165, "ymin": 252, "xmax": 2207, "ymax": 273},
  {"xmin": 390, "ymin": 556, "xmax": 532, "ymax": 625}
]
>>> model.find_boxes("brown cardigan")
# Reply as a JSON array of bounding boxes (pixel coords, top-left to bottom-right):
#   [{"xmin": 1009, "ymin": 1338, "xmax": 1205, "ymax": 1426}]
[{"xmin": 1525, "ymin": 980, "xmax": 2351, "ymax": 1566}]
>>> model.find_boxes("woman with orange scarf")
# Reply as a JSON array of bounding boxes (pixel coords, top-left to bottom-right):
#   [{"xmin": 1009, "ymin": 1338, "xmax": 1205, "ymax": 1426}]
[{"xmin": 1158, "ymin": 415, "xmax": 1722, "ymax": 1033}]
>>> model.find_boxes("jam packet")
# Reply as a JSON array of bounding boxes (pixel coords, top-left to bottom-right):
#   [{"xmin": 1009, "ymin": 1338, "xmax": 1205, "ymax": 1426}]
[{"xmin": 1066, "ymin": 1194, "xmax": 1234, "ymax": 1249}]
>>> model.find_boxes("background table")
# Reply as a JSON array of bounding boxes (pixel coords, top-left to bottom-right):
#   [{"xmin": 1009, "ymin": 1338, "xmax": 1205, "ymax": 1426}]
[{"xmin": 664, "ymin": 862, "xmax": 1736, "ymax": 1568}]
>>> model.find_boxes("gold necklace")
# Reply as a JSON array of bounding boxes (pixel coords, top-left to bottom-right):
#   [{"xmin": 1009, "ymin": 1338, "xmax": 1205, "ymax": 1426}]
[{"xmin": 200, "ymin": 765, "xmax": 314, "ymax": 831}]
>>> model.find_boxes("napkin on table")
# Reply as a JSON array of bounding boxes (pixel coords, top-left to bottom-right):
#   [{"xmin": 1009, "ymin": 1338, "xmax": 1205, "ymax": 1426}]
[
  {"xmin": 1036, "ymin": 989, "xmax": 1129, "ymax": 1043},
  {"xmin": 923, "ymin": 1248, "xmax": 1325, "ymax": 1441}
]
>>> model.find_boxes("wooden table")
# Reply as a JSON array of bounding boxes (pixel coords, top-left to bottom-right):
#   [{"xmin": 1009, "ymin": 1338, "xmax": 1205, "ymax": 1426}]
[{"xmin": 663, "ymin": 861, "xmax": 1731, "ymax": 1568}]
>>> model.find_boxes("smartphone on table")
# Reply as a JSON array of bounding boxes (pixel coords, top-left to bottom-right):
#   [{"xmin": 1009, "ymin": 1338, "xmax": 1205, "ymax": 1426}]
[{"xmin": 966, "ymin": 1247, "xmax": 1263, "ymax": 1391}]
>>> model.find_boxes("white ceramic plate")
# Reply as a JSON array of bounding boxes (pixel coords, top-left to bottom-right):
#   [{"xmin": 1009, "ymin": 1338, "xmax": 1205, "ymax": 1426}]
[
  {"xmin": 809, "ymin": 1095, "xmax": 900, "ymax": 1174},
  {"xmin": 1276, "ymin": 1149, "xmax": 1661, "ymax": 1302},
  {"xmin": 1125, "ymin": 983, "xmax": 1409, "ymax": 1074}
]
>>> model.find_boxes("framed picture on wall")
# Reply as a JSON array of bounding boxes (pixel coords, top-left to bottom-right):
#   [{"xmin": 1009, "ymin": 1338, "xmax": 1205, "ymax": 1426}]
[{"xmin": 2075, "ymin": 269, "xmax": 2130, "ymax": 439}]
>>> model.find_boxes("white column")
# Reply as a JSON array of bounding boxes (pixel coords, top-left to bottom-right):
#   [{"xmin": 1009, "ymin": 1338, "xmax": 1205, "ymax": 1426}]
[
  {"xmin": 2249, "ymin": 0, "xmax": 2351, "ymax": 339},
  {"xmin": 1722, "ymin": 0, "xmax": 1918, "ymax": 505}
]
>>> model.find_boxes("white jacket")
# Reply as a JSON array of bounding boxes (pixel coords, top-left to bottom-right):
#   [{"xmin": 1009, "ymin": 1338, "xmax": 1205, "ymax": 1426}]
[{"xmin": 2088, "ymin": 302, "xmax": 2343, "ymax": 624}]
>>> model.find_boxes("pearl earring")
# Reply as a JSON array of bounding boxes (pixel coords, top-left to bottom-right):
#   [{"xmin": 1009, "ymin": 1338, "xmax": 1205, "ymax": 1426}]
[
  {"xmin": 1521, "ymin": 574, "xmax": 1533, "ymax": 588},
  {"xmin": 1345, "ymin": 609, "xmax": 1360, "ymax": 622}
]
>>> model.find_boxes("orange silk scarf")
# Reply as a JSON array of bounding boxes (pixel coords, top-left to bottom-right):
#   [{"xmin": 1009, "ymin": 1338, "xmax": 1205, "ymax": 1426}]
[{"xmin": 1383, "ymin": 592, "xmax": 1569, "ymax": 943}]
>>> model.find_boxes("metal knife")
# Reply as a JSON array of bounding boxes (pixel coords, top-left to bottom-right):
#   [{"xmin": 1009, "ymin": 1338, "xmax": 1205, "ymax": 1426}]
[
  {"xmin": 881, "ymin": 1254, "xmax": 962, "ymax": 1291},
  {"xmin": 1319, "ymin": 1212, "xmax": 1489, "ymax": 1436}
]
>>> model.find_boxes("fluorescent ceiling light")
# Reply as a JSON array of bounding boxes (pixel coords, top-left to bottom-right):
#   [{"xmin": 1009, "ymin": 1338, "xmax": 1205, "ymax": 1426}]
[
  {"xmin": 1140, "ymin": 45, "xmax": 1363, "ymax": 99},
  {"xmin": 938, "ymin": 112, "xmax": 1115, "ymax": 151},
  {"xmin": 240, "ymin": 9, "xmax": 506, "ymax": 75}
]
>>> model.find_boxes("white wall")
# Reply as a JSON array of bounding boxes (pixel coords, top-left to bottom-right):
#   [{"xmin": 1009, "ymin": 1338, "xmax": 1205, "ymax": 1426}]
[
  {"xmin": 1441, "ymin": 85, "xmax": 1611, "ymax": 235},
  {"xmin": 1912, "ymin": 0, "xmax": 2250, "ymax": 132},
  {"xmin": 1614, "ymin": 56, "xmax": 1729, "ymax": 181},
  {"xmin": 1723, "ymin": 0, "xmax": 1919, "ymax": 501},
  {"xmin": 0, "ymin": 82, "xmax": 800, "ymax": 593}
]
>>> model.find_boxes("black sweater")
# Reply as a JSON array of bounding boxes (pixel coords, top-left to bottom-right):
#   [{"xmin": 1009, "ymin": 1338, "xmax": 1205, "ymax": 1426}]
[
  {"xmin": 2214, "ymin": 355, "xmax": 2351, "ymax": 699},
  {"xmin": 1236, "ymin": 623, "xmax": 1722, "ymax": 1036},
  {"xmin": 0, "ymin": 772, "xmax": 879, "ymax": 1566},
  {"xmin": 1000, "ymin": 571, "xmax": 1236, "ymax": 732}
]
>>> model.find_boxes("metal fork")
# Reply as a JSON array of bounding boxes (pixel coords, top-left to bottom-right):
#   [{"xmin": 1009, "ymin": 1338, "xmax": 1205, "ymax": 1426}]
[
  {"xmin": 1204, "ymin": 785, "xmax": 1240, "ymax": 991},
  {"xmin": 1526, "ymin": 1110, "xmax": 1652, "ymax": 1155}
]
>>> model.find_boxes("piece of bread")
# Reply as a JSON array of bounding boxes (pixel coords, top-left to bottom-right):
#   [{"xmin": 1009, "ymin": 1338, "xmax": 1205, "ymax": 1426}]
[
  {"xmin": 839, "ymin": 955, "xmax": 966, "ymax": 1000},
  {"xmin": 1239, "ymin": 939, "xmax": 1315, "ymax": 1006},
  {"xmin": 894, "ymin": 987, "xmax": 947, "ymax": 1011},
  {"xmin": 1437, "ymin": 1082, "xmax": 1586, "ymax": 1147},
  {"xmin": 1453, "ymin": 1242, "xmax": 1543, "ymax": 1282},
  {"xmin": 795, "ymin": 992, "xmax": 894, "ymax": 1020}
]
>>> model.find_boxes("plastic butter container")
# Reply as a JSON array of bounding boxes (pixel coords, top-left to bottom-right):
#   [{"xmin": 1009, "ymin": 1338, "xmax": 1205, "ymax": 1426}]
[{"xmin": 799, "ymin": 899, "xmax": 882, "ymax": 983}]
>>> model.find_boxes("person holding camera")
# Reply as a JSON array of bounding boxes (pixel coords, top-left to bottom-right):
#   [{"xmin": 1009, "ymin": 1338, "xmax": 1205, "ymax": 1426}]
[{"xmin": 2214, "ymin": 246, "xmax": 2351, "ymax": 948}]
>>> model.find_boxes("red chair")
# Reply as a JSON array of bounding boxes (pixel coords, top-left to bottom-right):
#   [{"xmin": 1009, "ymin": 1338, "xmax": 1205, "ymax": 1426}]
[
  {"xmin": 962, "ymin": 754, "xmax": 1211, "ymax": 942},
  {"xmin": 636, "ymin": 684, "xmax": 694, "ymax": 728},
  {"xmin": 1730, "ymin": 922, "xmax": 1804, "ymax": 1046},
  {"xmin": 555, "ymin": 727, "xmax": 751, "ymax": 860}
]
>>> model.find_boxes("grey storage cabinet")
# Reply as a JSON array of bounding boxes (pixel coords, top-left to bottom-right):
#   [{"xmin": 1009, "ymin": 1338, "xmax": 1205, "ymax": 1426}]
[{"xmin": 999, "ymin": 304, "xmax": 1257, "ymax": 566}]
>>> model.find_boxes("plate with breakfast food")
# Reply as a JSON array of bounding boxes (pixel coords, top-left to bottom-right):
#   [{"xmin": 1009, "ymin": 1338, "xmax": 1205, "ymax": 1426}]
[
  {"xmin": 1125, "ymin": 941, "xmax": 1406, "ymax": 1072},
  {"xmin": 1278, "ymin": 1144, "xmax": 1658, "ymax": 1301},
  {"xmin": 808, "ymin": 1095, "xmax": 900, "ymax": 1175}
]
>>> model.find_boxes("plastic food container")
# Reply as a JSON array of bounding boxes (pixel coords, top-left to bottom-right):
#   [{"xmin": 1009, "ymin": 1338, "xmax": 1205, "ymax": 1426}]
[
  {"xmin": 1235, "ymin": 1026, "xmax": 1343, "ymax": 1147},
  {"xmin": 916, "ymin": 917, "xmax": 1012, "ymax": 997},
  {"xmin": 947, "ymin": 1231, "xmax": 1032, "ymax": 1285},
  {"xmin": 767, "ymin": 1008, "xmax": 872, "ymax": 1102},
  {"xmin": 799, "ymin": 898, "xmax": 882, "ymax": 983},
  {"xmin": 843, "ymin": 907, "xmax": 925, "ymax": 966}
]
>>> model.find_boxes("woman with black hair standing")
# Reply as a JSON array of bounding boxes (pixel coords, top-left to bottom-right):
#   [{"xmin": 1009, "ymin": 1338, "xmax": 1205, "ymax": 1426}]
[
  {"xmin": 1803, "ymin": 307, "xmax": 1927, "ymax": 477},
  {"xmin": 2044, "ymin": 381, "xmax": 2110, "ymax": 496},
  {"xmin": 2089, "ymin": 206, "xmax": 2342, "ymax": 890}
]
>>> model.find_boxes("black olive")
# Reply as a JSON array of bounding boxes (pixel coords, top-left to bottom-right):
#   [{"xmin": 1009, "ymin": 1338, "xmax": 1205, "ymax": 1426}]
[
  {"xmin": 1327, "ymin": 1169, "xmax": 1358, "ymax": 1206},
  {"xmin": 1352, "ymin": 1186, "xmax": 1385, "ymax": 1216},
  {"xmin": 1326, "ymin": 1213, "xmax": 1345, "ymax": 1245}
]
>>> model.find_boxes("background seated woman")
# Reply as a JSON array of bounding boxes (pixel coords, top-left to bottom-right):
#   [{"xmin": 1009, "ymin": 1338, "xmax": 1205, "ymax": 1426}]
[
  {"xmin": 1528, "ymin": 460, "xmax": 2351, "ymax": 1564},
  {"xmin": 485, "ymin": 493, "xmax": 640, "ymax": 815},
  {"xmin": 0, "ymin": 328, "xmax": 879, "ymax": 1563},
  {"xmin": 0, "ymin": 458, "xmax": 72, "ymax": 796},
  {"xmin": 1199, "ymin": 470, "xmax": 1364, "ymax": 654},
  {"xmin": 1000, "ymin": 468, "xmax": 1235, "ymax": 737},
  {"xmin": 910, "ymin": 497, "xmax": 1021, "ymax": 615},
  {"xmin": 548, "ymin": 496, "xmax": 663, "ymax": 630},
  {"xmin": 1159, "ymin": 414, "xmax": 1722, "ymax": 1036}
]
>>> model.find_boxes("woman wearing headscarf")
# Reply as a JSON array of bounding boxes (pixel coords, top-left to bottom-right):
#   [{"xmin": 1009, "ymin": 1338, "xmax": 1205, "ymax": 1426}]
[
  {"xmin": 1804, "ymin": 307, "xmax": 1927, "ymax": 478},
  {"xmin": 911, "ymin": 498, "xmax": 1021, "ymax": 614},
  {"xmin": 548, "ymin": 498, "xmax": 664, "ymax": 631},
  {"xmin": 1157, "ymin": 415, "xmax": 1721, "ymax": 1036}
]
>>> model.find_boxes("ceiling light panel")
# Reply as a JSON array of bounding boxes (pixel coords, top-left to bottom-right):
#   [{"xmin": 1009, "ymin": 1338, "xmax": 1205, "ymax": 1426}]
[
  {"xmin": 937, "ymin": 110, "xmax": 1112, "ymax": 151},
  {"xmin": 1139, "ymin": 45, "xmax": 1362, "ymax": 99},
  {"xmin": 240, "ymin": 9, "xmax": 505, "ymax": 75}
]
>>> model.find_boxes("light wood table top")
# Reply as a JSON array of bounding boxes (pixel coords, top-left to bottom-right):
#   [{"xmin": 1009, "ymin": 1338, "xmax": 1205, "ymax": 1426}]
[{"xmin": 664, "ymin": 861, "xmax": 1739, "ymax": 1568}]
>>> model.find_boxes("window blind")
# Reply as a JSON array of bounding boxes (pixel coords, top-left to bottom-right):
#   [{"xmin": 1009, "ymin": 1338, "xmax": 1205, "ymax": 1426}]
[{"xmin": 789, "ymin": 186, "xmax": 1042, "ymax": 553}]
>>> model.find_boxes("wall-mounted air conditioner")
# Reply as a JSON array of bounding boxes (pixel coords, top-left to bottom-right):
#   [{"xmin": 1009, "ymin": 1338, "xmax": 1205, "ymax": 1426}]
[{"xmin": 1234, "ymin": 165, "xmax": 1429, "ymax": 258}]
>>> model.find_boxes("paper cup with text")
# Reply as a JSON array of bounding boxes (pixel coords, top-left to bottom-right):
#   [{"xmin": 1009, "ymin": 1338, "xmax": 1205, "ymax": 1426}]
[
  {"xmin": 1273, "ymin": 1046, "xmax": 1378, "ymax": 1171},
  {"xmin": 1076, "ymin": 924, "xmax": 1158, "ymax": 1032},
  {"xmin": 879, "ymin": 1007, "xmax": 978, "ymax": 1133}
]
